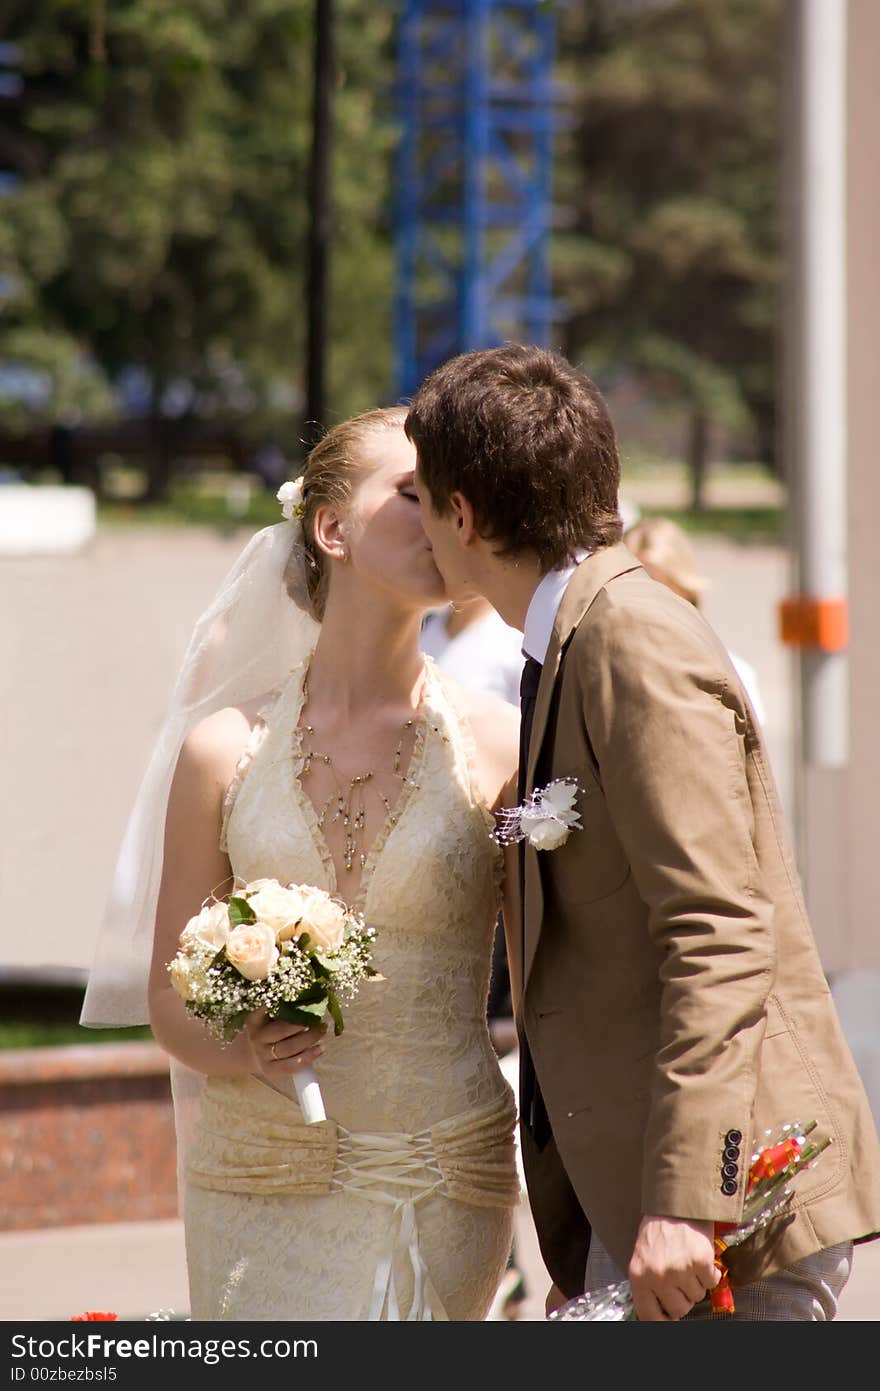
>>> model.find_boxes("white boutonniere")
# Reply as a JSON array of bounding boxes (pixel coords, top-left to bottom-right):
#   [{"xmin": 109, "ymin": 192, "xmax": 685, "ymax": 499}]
[
  {"xmin": 492, "ymin": 776, "xmax": 583, "ymax": 851},
  {"xmin": 277, "ymin": 477, "xmax": 305, "ymax": 521}
]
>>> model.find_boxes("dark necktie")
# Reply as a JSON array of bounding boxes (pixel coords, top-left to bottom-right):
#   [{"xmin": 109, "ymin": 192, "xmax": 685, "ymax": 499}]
[
  {"xmin": 517, "ymin": 654, "xmax": 552, "ymax": 1149},
  {"xmin": 517, "ymin": 655, "xmax": 543, "ymax": 805},
  {"xmin": 517, "ymin": 654, "xmax": 542, "ymax": 914}
]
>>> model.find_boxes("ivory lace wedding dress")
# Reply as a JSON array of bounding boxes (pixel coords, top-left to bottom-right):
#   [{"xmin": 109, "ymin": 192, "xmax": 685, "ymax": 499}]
[{"xmin": 183, "ymin": 656, "xmax": 518, "ymax": 1320}]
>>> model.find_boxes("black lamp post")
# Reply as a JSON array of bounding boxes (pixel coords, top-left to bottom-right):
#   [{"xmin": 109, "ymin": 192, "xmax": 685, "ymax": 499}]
[{"xmin": 304, "ymin": 0, "xmax": 334, "ymax": 453}]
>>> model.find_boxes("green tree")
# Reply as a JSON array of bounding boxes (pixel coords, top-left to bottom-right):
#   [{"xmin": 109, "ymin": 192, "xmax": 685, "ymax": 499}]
[
  {"xmin": 555, "ymin": 0, "xmax": 783, "ymax": 506},
  {"xmin": 0, "ymin": 0, "xmax": 397, "ymax": 497}
]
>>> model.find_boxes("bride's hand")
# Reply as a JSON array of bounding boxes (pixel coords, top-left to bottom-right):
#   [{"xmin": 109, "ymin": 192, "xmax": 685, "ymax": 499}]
[{"xmin": 246, "ymin": 1008, "xmax": 326, "ymax": 1075}]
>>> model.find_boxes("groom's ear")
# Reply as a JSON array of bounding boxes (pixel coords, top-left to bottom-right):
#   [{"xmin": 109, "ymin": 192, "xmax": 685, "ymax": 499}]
[{"xmin": 450, "ymin": 491, "xmax": 476, "ymax": 548}]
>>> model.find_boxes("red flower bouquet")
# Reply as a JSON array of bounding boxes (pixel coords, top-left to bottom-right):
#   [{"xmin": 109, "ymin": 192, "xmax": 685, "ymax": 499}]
[{"xmin": 548, "ymin": 1120, "xmax": 832, "ymax": 1320}]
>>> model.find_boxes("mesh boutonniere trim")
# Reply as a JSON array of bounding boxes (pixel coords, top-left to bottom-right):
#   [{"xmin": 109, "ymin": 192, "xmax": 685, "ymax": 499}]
[{"xmin": 493, "ymin": 776, "xmax": 583, "ymax": 851}]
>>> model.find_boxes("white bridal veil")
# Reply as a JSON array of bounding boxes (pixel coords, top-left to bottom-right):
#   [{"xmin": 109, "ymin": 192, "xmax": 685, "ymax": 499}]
[
  {"xmin": 81, "ymin": 520, "xmax": 318, "ymax": 1027},
  {"xmin": 79, "ymin": 520, "xmax": 319, "ymax": 1185}
]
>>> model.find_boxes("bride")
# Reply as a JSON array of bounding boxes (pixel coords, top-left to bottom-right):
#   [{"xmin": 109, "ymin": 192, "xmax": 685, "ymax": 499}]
[{"xmin": 81, "ymin": 406, "xmax": 522, "ymax": 1321}]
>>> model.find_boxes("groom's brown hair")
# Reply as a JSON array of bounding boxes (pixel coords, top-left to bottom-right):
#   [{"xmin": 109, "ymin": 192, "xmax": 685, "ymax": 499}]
[{"xmin": 405, "ymin": 344, "xmax": 622, "ymax": 570}]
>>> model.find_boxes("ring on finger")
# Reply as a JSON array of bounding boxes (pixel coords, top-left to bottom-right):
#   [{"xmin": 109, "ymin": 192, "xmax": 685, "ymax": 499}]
[{"xmin": 270, "ymin": 1041, "xmax": 280, "ymax": 1062}]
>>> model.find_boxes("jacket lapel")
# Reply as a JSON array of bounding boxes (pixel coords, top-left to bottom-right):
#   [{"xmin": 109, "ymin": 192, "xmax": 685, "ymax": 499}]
[
  {"xmin": 524, "ymin": 543, "xmax": 642, "ymax": 792},
  {"xmin": 522, "ymin": 543, "xmax": 643, "ymax": 990}
]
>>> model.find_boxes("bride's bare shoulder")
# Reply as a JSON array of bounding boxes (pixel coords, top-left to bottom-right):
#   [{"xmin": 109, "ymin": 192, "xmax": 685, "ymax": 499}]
[{"xmin": 179, "ymin": 697, "xmax": 270, "ymax": 782}]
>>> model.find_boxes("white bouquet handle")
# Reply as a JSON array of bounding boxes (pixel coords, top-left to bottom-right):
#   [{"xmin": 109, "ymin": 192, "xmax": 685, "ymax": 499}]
[{"xmin": 293, "ymin": 1063, "xmax": 326, "ymax": 1124}]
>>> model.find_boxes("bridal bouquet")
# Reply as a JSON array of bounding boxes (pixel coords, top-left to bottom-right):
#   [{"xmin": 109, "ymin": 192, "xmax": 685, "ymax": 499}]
[
  {"xmin": 168, "ymin": 878, "xmax": 378, "ymax": 1124},
  {"xmin": 548, "ymin": 1120, "xmax": 832, "ymax": 1320}
]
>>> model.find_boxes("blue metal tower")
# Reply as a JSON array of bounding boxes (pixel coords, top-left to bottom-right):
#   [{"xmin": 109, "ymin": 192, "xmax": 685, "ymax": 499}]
[{"xmin": 393, "ymin": 0, "xmax": 562, "ymax": 400}]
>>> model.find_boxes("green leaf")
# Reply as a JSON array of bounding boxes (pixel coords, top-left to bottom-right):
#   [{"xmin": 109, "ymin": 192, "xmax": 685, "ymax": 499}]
[
  {"xmin": 326, "ymin": 989, "xmax": 345, "ymax": 1037},
  {"xmin": 292, "ymin": 981, "xmax": 329, "ymax": 1006},
  {"xmin": 227, "ymin": 896, "xmax": 256, "ymax": 927},
  {"xmin": 273, "ymin": 998, "xmax": 328, "ymax": 1027}
]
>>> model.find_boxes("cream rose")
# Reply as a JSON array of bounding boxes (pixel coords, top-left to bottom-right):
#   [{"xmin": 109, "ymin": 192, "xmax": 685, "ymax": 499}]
[
  {"xmin": 169, "ymin": 954, "xmax": 199, "ymax": 1002},
  {"xmin": 246, "ymin": 882, "xmax": 308, "ymax": 943},
  {"xmin": 225, "ymin": 921, "xmax": 279, "ymax": 981},
  {"xmin": 180, "ymin": 901, "xmax": 231, "ymax": 953},
  {"xmin": 298, "ymin": 888, "xmax": 347, "ymax": 954}
]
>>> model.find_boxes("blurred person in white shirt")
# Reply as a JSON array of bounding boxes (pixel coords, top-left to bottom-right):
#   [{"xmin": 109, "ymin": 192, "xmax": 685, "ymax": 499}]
[{"xmin": 420, "ymin": 594, "xmax": 524, "ymax": 709}]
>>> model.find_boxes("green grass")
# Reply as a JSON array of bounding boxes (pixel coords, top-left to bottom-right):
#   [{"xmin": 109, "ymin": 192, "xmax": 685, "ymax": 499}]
[
  {"xmin": 91, "ymin": 458, "xmax": 789, "ymax": 547},
  {"xmin": 0, "ymin": 1020, "xmax": 154, "ymax": 1049},
  {"xmin": 97, "ymin": 488, "xmax": 785, "ymax": 545},
  {"xmin": 0, "ymin": 986, "xmax": 155, "ymax": 1050},
  {"xmin": 639, "ymin": 504, "xmax": 786, "ymax": 546},
  {"xmin": 621, "ymin": 454, "xmax": 780, "ymax": 483},
  {"xmin": 98, "ymin": 491, "xmax": 785, "ymax": 546},
  {"xmin": 98, "ymin": 475, "xmax": 281, "ymax": 530},
  {"xmin": 620, "ymin": 457, "xmax": 787, "ymax": 544}
]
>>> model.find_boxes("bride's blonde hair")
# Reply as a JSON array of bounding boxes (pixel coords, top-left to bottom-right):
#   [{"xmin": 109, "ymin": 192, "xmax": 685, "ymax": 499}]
[{"xmin": 290, "ymin": 405, "xmax": 410, "ymax": 620}]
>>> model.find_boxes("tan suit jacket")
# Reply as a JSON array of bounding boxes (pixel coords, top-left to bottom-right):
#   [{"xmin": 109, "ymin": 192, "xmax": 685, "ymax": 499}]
[{"xmin": 518, "ymin": 543, "xmax": 880, "ymax": 1296}]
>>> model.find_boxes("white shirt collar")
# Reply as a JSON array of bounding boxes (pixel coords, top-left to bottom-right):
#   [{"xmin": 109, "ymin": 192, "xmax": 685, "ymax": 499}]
[{"xmin": 522, "ymin": 550, "xmax": 589, "ymax": 664}]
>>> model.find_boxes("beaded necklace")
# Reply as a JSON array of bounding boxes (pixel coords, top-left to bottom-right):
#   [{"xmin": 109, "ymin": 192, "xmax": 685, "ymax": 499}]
[{"xmin": 297, "ymin": 681, "xmax": 425, "ymax": 875}]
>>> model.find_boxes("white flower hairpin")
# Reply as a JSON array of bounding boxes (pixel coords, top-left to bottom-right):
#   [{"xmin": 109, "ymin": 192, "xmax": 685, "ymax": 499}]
[
  {"xmin": 277, "ymin": 477, "xmax": 305, "ymax": 521},
  {"xmin": 493, "ymin": 776, "xmax": 583, "ymax": 852}
]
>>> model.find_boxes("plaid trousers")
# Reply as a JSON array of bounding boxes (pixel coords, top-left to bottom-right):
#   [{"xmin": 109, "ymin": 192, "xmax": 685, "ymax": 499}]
[{"xmin": 584, "ymin": 1231, "xmax": 853, "ymax": 1321}]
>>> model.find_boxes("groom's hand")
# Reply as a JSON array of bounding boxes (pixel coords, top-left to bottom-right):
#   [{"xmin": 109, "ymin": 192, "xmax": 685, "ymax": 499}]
[{"xmin": 628, "ymin": 1215, "xmax": 719, "ymax": 1321}]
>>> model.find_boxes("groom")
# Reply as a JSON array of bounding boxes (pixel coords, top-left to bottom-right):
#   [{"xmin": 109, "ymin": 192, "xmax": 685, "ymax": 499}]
[{"xmin": 407, "ymin": 344, "xmax": 880, "ymax": 1321}]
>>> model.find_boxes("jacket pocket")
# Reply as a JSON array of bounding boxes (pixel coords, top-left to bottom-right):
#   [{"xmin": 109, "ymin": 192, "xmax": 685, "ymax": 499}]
[{"xmin": 544, "ymin": 780, "xmax": 631, "ymax": 906}]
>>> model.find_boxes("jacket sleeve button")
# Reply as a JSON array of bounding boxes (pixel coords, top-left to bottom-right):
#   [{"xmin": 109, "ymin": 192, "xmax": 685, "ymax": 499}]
[
  {"xmin": 724, "ymin": 1144, "xmax": 740, "ymax": 1162},
  {"xmin": 720, "ymin": 1178, "xmax": 738, "ymax": 1196},
  {"xmin": 722, "ymin": 1161, "xmax": 739, "ymax": 1179},
  {"xmin": 725, "ymin": 1129, "xmax": 743, "ymax": 1145}
]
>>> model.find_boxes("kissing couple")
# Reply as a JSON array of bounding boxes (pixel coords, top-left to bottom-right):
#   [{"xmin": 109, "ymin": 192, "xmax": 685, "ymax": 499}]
[{"xmin": 82, "ymin": 345, "xmax": 880, "ymax": 1321}]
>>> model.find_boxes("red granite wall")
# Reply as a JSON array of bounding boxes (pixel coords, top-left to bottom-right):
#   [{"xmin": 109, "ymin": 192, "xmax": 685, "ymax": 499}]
[{"xmin": 0, "ymin": 1043, "xmax": 178, "ymax": 1230}]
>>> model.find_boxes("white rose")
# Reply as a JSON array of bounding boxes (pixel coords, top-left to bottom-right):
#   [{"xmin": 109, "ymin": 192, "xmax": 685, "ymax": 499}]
[
  {"xmin": 246, "ymin": 882, "xmax": 308, "ymax": 943},
  {"xmin": 180, "ymin": 901, "xmax": 230, "ymax": 953},
  {"xmin": 225, "ymin": 921, "xmax": 279, "ymax": 981},
  {"xmin": 298, "ymin": 888, "xmax": 347, "ymax": 954},
  {"xmin": 520, "ymin": 810, "xmax": 571, "ymax": 852},
  {"xmin": 276, "ymin": 478, "xmax": 304, "ymax": 520},
  {"xmin": 168, "ymin": 954, "xmax": 199, "ymax": 1002}
]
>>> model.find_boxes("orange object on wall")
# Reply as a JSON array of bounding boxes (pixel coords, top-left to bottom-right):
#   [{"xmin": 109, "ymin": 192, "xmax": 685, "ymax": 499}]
[{"xmin": 779, "ymin": 596, "xmax": 848, "ymax": 651}]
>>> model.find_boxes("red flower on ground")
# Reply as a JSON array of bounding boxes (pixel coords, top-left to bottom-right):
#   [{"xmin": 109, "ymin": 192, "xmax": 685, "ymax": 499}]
[{"xmin": 69, "ymin": 1312, "xmax": 118, "ymax": 1321}]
